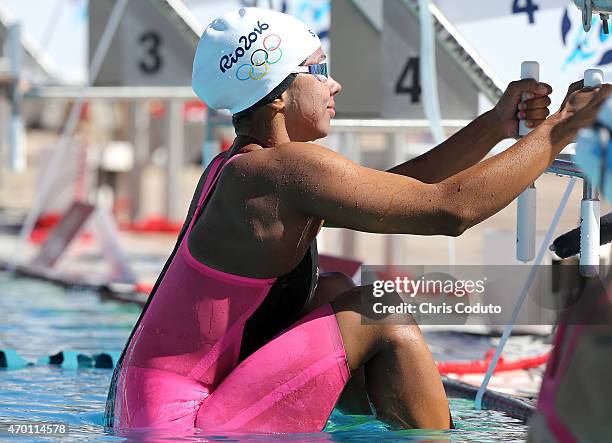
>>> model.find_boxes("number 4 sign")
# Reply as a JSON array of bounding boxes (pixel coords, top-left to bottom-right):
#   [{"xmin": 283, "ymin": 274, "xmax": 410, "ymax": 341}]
[
  {"xmin": 379, "ymin": 0, "xmax": 480, "ymax": 119},
  {"xmin": 395, "ymin": 57, "xmax": 422, "ymax": 104},
  {"xmin": 513, "ymin": 0, "xmax": 540, "ymax": 24}
]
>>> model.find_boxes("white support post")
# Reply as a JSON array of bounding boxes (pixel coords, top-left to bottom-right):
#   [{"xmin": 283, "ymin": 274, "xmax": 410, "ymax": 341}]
[
  {"xmin": 516, "ymin": 61, "xmax": 539, "ymax": 262},
  {"xmin": 579, "ymin": 68, "xmax": 604, "ymax": 277},
  {"xmin": 7, "ymin": 22, "xmax": 25, "ymax": 172},
  {"xmin": 130, "ymin": 100, "xmax": 150, "ymax": 221},
  {"xmin": 340, "ymin": 132, "xmax": 359, "ymax": 258},
  {"xmin": 167, "ymin": 99, "xmax": 184, "ymax": 223}
]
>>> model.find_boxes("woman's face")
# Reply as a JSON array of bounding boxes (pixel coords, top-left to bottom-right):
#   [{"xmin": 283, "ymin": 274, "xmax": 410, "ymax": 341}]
[{"xmin": 283, "ymin": 47, "xmax": 342, "ymax": 142}]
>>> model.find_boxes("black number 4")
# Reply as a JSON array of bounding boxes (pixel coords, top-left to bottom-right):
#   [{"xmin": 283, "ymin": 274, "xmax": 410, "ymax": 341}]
[
  {"xmin": 138, "ymin": 31, "xmax": 163, "ymax": 74},
  {"xmin": 512, "ymin": 0, "xmax": 539, "ymax": 25},
  {"xmin": 395, "ymin": 56, "xmax": 421, "ymax": 103}
]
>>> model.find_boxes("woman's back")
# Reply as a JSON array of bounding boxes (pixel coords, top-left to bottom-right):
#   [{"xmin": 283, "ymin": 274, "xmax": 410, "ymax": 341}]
[
  {"xmin": 106, "ymin": 148, "xmax": 327, "ymax": 432},
  {"xmin": 189, "ymin": 144, "xmax": 324, "ymax": 279}
]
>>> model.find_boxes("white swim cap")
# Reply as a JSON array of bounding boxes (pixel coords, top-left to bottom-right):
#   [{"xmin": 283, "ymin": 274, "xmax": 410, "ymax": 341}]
[{"xmin": 192, "ymin": 7, "xmax": 321, "ymax": 115}]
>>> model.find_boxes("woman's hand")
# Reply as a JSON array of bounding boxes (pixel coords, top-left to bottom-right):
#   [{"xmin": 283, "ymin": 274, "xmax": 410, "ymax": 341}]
[
  {"xmin": 493, "ymin": 79, "xmax": 553, "ymax": 139},
  {"xmin": 545, "ymin": 81, "xmax": 612, "ymax": 148},
  {"xmin": 555, "ymin": 80, "xmax": 612, "ymax": 128}
]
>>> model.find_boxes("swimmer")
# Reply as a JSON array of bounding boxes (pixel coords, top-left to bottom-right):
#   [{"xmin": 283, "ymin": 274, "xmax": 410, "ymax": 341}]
[
  {"xmin": 528, "ymin": 97, "xmax": 612, "ymax": 443},
  {"xmin": 104, "ymin": 7, "xmax": 612, "ymax": 434},
  {"xmin": 527, "ymin": 275, "xmax": 612, "ymax": 443}
]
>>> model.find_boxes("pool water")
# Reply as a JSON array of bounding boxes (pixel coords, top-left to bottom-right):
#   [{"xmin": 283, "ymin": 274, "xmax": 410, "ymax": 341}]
[{"xmin": 0, "ymin": 273, "xmax": 528, "ymax": 442}]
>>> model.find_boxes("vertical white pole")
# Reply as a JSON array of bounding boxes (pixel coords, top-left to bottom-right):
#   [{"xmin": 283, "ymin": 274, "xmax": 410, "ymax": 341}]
[
  {"xmin": 131, "ymin": 100, "xmax": 150, "ymax": 221},
  {"xmin": 167, "ymin": 99, "xmax": 184, "ymax": 223},
  {"xmin": 7, "ymin": 22, "xmax": 25, "ymax": 172},
  {"xmin": 340, "ymin": 132, "xmax": 359, "ymax": 258},
  {"xmin": 516, "ymin": 61, "xmax": 539, "ymax": 262},
  {"xmin": 418, "ymin": 0, "xmax": 455, "ymax": 266},
  {"xmin": 580, "ymin": 68, "xmax": 604, "ymax": 277}
]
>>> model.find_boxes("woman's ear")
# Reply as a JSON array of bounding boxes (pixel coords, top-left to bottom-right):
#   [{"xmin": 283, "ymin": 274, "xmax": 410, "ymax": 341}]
[
  {"xmin": 268, "ymin": 91, "xmax": 288, "ymax": 113},
  {"xmin": 268, "ymin": 98, "xmax": 285, "ymax": 112}
]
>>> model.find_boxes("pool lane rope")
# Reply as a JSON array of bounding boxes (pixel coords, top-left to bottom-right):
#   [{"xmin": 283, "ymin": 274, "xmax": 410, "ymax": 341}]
[
  {"xmin": 475, "ymin": 177, "xmax": 577, "ymax": 409},
  {"xmin": 0, "ymin": 350, "xmax": 121, "ymax": 369},
  {"xmin": 438, "ymin": 349, "xmax": 550, "ymax": 375}
]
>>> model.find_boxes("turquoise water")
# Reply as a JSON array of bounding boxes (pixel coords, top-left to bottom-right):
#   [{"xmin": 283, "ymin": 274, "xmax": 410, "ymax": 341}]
[{"xmin": 0, "ymin": 273, "xmax": 528, "ymax": 442}]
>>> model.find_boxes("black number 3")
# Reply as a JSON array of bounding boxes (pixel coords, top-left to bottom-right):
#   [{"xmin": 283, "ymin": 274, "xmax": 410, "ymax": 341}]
[{"xmin": 138, "ymin": 31, "xmax": 163, "ymax": 74}]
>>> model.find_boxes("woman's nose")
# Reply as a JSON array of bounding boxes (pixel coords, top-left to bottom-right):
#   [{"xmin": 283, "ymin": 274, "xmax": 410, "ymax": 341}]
[{"xmin": 328, "ymin": 75, "xmax": 342, "ymax": 96}]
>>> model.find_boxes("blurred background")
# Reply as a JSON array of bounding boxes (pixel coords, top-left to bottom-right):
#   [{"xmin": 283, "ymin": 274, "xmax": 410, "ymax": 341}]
[
  {"xmin": 0, "ymin": 0, "xmax": 611, "ymax": 288},
  {"xmin": 3, "ymin": 2, "xmax": 612, "ymax": 439}
]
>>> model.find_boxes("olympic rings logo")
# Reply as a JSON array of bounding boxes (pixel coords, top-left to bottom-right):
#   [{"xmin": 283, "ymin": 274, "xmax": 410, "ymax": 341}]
[{"xmin": 236, "ymin": 34, "xmax": 283, "ymax": 81}]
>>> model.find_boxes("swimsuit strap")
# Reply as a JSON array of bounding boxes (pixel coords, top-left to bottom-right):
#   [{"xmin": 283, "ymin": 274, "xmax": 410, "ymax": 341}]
[
  {"xmin": 195, "ymin": 154, "xmax": 226, "ymax": 209},
  {"xmin": 189, "ymin": 152, "xmax": 247, "ymax": 231}
]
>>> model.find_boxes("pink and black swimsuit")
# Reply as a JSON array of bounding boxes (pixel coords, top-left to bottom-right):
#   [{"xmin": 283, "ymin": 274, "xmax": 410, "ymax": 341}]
[{"xmin": 104, "ymin": 152, "xmax": 351, "ymax": 434}]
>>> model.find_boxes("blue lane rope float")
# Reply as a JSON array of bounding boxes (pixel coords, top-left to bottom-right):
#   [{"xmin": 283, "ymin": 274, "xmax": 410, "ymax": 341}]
[
  {"xmin": 0, "ymin": 349, "xmax": 30, "ymax": 368},
  {"xmin": 0, "ymin": 350, "xmax": 534, "ymax": 421},
  {"xmin": 1, "ymin": 350, "xmax": 121, "ymax": 369}
]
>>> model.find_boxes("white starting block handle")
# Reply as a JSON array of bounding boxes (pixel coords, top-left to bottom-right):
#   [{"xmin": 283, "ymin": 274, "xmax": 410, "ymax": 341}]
[
  {"xmin": 518, "ymin": 61, "xmax": 539, "ymax": 137},
  {"xmin": 517, "ymin": 61, "xmax": 540, "ymax": 262},
  {"xmin": 580, "ymin": 196, "xmax": 600, "ymax": 276},
  {"xmin": 580, "ymin": 69, "xmax": 604, "ymax": 276}
]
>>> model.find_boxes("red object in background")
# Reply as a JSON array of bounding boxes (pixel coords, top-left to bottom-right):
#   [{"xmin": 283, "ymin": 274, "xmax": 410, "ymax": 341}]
[
  {"xmin": 31, "ymin": 213, "xmax": 61, "ymax": 244},
  {"xmin": 150, "ymin": 101, "xmax": 166, "ymax": 119},
  {"xmin": 34, "ymin": 213, "xmax": 182, "ymax": 242},
  {"xmin": 35, "ymin": 213, "xmax": 63, "ymax": 229},
  {"xmin": 80, "ymin": 101, "xmax": 90, "ymax": 121},
  {"xmin": 31, "ymin": 212, "xmax": 94, "ymax": 245},
  {"xmin": 121, "ymin": 217, "xmax": 182, "ymax": 234},
  {"xmin": 318, "ymin": 254, "xmax": 362, "ymax": 279},
  {"xmin": 183, "ymin": 100, "xmax": 207, "ymax": 122},
  {"xmin": 135, "ymin": 282, "xmax": 154, "ymax": 294},
  {"xmin": 220, "ymin": 136, "xmax": 234, "ymax": 152},
  {"xmin": 373, "ymin": 265, "xmax": 416, "ymax": 286},
  {"xmin": 437, "ymin": 349, "xmax": 550, "ymax": 375}
]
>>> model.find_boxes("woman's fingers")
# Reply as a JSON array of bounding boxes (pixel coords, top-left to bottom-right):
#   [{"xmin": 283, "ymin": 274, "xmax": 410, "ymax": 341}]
[
  {"xmin": 517, "ymin": 93, "xmax": 552, "ymax": 128},
  {"xmin": 517, "ymin": 107, "xmax": 550, "ymax": 121},
  {"xmin": 518, "ymin": 95, "xmax": 551, "ymax": 110}
]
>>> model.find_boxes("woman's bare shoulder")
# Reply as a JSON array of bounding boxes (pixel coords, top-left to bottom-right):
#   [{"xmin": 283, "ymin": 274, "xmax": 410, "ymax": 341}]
[{"xmin": 229, "ymin": 142, "xmax": 344, "ymax": 177}]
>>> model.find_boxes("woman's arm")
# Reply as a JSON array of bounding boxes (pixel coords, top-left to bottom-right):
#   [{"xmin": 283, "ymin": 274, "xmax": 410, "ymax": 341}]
[
  {"xmin": 277, "ymin": 85, "xmax": 610, "ymax": 236},
  {"xmin": 388, "ymin": 80, "xmax": 553, "ymax": 183},
  {"xmin": 386, "ymin": 110, "xmax": 503, "ymax": 183}
]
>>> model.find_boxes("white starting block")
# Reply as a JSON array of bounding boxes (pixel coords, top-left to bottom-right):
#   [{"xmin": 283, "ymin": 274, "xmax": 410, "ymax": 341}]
[{"xmin": 30, "ymin": 201, "xmax": 137, "ymax": 285}]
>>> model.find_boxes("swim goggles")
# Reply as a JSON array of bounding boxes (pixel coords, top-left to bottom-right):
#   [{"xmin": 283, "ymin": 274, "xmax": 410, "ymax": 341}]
[{"xmin": 291, "ymin": 62, "xmax": 328, "ymax": 82}]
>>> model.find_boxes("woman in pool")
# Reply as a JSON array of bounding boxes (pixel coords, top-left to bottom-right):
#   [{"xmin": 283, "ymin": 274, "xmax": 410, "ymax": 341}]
[{"xmin": 105, "ymin": 7, "xmax": 612, "ymax": 434}]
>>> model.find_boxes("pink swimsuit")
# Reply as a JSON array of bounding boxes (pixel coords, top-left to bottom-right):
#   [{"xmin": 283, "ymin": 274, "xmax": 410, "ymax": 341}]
[
  {"xmin": 536, "ymin": 291, "xmax": 611, "ymax": 442},
  {"xmin": 104, "ymin": 153, "xmax": 350, "ymax": 434},
  {"xmin": 536, "ymin": 320, "xmax": 582, "ymax": 443}
]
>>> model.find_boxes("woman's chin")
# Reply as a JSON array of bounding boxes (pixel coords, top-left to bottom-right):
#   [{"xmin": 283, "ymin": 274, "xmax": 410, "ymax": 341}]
[{"xmin": 291, "ymin": 121, "xmax": 330, "ymax": 142}]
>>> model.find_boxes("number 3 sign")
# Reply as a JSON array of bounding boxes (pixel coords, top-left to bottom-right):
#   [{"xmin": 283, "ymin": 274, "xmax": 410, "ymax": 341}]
[{"xmin": 90, "ymin": 0, "xmax": 196, "ymax": 87}]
